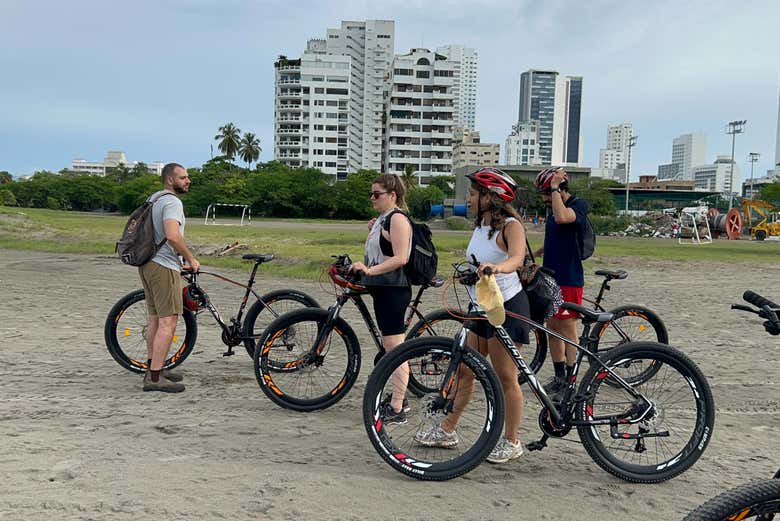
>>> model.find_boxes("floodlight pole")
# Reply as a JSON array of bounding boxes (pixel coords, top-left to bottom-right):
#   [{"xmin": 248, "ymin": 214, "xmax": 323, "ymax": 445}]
[
  {"xmin": 624, "ymin": 135, "xmax": 638, "ymax": 214},
  {"xmin": 747, "ymin": 152, "xmax": 760, "ymax": 199},
  {"xmin": 726, "ymin": 120, "xmax": 746, "ymax": 208}
]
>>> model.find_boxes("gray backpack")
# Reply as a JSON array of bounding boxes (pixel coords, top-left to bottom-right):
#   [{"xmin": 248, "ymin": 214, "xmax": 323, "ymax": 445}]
[{"xmin": 115, "ymin": 192, "xmax": 173, "ymax": 266}]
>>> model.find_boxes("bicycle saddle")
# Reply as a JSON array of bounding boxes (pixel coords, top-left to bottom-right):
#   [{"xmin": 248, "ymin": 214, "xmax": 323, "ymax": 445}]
[
  {"xmin": 242, "ymin": 253, "xmax": 275, "ymax": 263},
  {"xmin": 425, "ymin": 276, "xmax": 446, "ymax": 288},
  {"xmin": 560, "ymin": 302, "xmax": 613, "ymax": 324},
  {"xmin": 594, "ymin": 269, "xmax": 628, "ymax": 280}
]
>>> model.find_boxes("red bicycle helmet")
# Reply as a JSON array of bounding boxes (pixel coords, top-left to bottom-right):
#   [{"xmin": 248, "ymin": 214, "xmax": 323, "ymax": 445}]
[
  {"xmin": 182, "ymin": 285, "xmax": 203, "ymax": 312},
  {"xmin": 466, "ymin": 167, "xmax": 517, "ymax": 201},
  {"xmin": 535, "ymin": 167, "xmax": 568, "ymax": 192}
]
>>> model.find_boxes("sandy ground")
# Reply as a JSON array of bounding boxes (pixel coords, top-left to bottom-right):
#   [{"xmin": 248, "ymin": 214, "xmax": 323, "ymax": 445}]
[{"xmin": 1, "ymin": 248, "xmax": 779, "ymax": 521}]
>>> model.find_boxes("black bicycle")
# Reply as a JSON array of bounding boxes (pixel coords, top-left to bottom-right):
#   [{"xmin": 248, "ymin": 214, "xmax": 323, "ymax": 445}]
[
  {"xmin": 363, "ymin": 261, "xmax": 715, "ymax": 482},
  {"xmin": 684, "ymin": 290, "xmax": 779, "ymax": 521},
  {"xmin": 252, "ymin": 254, "xmax": 494, "ymax": 412},
  {"xmin": 104, "ymin": 253, "xmax": 319, "ymax": 373}
]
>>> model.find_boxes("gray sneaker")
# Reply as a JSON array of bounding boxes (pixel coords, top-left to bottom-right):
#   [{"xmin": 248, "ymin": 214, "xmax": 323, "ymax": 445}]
[
  {"xmin": 143, "ymin": 373, "xmax": 185, "ymax": 393},
  {"xmin": 486, "ymin": 437, "xmax": 524, "ymax": 464},
  {"xmin": 414, "ymin": 424, "xmax": 459, "ymax": 448}
]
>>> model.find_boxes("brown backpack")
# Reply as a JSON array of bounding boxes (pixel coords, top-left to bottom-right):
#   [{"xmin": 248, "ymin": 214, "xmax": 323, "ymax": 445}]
[{"xmin": 115, "ymin": 192, "xmax": 173, "ymax": 266}]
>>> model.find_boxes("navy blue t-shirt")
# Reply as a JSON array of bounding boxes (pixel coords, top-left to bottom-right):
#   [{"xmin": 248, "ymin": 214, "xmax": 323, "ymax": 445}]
[{"xmin": 542, "ymin": 195, "xmax": 589, "ymax": 287}]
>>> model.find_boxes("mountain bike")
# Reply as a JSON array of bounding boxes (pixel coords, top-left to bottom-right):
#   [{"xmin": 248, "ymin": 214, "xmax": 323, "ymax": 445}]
[
  {"xmin": 363, "ymin": 261, "xmax": 715, "ymax": 482},
  {"xmin": 252, "ymin": 254, "xmax": 511, "ymax": 412},
  {"xmin": 684, "ymin": 290, "xmax": 779, "ymax": 521},
  {"xmin": 104, "ymin": 253, "xmax": 319, "ymax": 373}
]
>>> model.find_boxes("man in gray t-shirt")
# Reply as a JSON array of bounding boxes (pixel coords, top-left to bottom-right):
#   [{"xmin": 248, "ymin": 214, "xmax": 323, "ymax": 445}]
[{"xmin": 138, "ymin": 163, "xmax": 200, "ymax": 393}]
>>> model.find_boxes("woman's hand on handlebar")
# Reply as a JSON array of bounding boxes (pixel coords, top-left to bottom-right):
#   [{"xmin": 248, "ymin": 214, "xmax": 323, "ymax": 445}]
[
  {"xmin": 350, "ymin": 261, "xmax": 371, "ymax": 276},
  {"xmin": 477, "ymin": 263, "xmax": 497, "ymax": 276}
]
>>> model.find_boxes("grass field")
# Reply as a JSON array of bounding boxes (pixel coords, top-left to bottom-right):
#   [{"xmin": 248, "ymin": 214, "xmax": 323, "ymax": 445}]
[{"xmin": 1, "ymin": 206, "xmax": 777, "ymax": 279}]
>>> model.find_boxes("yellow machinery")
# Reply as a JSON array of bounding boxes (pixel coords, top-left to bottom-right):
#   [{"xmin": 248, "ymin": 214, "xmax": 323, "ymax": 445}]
[{"xmin": 742, "ymin": 198, "xmax": 780, "ymax": 241}]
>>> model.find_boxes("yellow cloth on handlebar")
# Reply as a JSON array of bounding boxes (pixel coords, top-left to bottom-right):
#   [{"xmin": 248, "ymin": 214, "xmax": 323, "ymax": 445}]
[{"xmin": 475, "ymin": 273, "xmax": 505, "ymax": 326}]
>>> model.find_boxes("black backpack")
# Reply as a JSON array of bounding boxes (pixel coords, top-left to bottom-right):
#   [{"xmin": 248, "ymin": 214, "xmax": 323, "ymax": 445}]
[
  {"xmin": 565, "ymin": 196, "xmax": 596, "ymax": 260},
  {"xmin": 383, "ymin": 210, "xmax": 438, "ymax": 286},
  {"xmin": 115, "ymin": 192, "xmax": 173, "ymax": 266}
]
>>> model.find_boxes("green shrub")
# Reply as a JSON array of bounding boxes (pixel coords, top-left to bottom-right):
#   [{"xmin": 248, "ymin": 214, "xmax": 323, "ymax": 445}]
[{"xmin": 444, "ymin": 216, "xmax": 472, "ymax": 230}]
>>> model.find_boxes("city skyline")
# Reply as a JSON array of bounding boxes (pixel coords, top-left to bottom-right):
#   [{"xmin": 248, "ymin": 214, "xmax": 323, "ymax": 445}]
[{"xmin": 1, "ymin": 0, "xmax": 778, "ymax": 181}]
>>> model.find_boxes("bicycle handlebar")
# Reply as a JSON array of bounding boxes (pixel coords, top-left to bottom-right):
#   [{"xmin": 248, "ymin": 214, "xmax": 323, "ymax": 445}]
[
  {"xmin": 743, "ymin": 290, "xmax": 778, "ymax": 310},
  {"xmin": 734, "ymin": 290, "xmax": 780, "ymax": 336}
]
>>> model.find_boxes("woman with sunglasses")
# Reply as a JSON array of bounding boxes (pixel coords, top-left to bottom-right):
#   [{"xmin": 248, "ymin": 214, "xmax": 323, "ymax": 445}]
[{"xmin": 350, "ymin": 173, "xmax": 413, "ymax": 425}]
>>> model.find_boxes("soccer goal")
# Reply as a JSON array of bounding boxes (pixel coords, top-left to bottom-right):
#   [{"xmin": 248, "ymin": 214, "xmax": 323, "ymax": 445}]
[{"xmin": 204, "ymin": 203, "xmax": 252, "ymax": 226}]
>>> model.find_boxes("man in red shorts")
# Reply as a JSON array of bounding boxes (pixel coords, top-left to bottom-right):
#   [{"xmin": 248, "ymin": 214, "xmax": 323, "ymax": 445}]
[{"xmin": 533, "ymin": 167, "xmax": 590, "ymax": 399}]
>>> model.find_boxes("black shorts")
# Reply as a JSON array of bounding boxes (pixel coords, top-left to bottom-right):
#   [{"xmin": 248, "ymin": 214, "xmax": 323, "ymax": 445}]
[
  {"xmin": 464, "ymin": 290, "xmax": 531, "ymax": 344},
  {"xmin": 367, "ymin": 285, "xmax": 412, "ymax": 336}
]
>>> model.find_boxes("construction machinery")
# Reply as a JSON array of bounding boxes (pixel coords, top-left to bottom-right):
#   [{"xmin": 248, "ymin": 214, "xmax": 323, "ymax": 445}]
[{"xmin": 707, "ymin": 198, "xmax": 779, "ymax": 240}]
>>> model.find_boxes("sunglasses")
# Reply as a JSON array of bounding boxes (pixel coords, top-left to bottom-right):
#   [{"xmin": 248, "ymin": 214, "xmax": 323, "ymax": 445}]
[{"xmin": 369, "ymin": 191, "xmax": 388, "ymax": 199}]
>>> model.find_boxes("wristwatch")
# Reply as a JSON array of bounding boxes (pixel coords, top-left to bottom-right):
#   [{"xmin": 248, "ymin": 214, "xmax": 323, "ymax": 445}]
[{"xmin": 551, "ymin": 187, "xmax": 562, "ymax": 193}]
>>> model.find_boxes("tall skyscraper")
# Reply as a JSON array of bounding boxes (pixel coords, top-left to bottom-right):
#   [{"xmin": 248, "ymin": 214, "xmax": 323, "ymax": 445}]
[
  {"xmin": 325, "ymin": 20, "xmax": 395, "ymax": 172},
  {"xmin": 517, "ymin": 69, "xmax": 582, "ymax": 166},
  {"xmin": 384, "ymin": 48, "xmax": 457, "ymax": 180},
  {"xmin": 436, "ymin": 45, "xmax": 478, "ymax": 130},
  {"xmin": 775, "ymin": 87, "xmax": 780, "ymax": 167}
]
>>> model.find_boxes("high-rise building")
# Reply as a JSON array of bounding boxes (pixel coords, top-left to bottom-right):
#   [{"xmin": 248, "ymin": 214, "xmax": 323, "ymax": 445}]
[
  {"xmin": 599, "ymin": 123, "xmax": 633, "ymax": 169},
  {"xmin": 384, "ymin": 48, "xmax": 456, "ymax": 181},
  {"xmin": 517, "ymin": 69, "xmax": 582, "ymax": 166},
  {"xmin": 775, "ymin": 87, "xmax": 780, "ymax": 167},
  {"xmin": 273, "ymin": 43, "xmax": 351, "ymax": 178},
  {"xmin": 452, "ymin": 128, "xmax": 499, "ymax": 169},
  {"xmin": 658, "ymin": 132, "xmax": 707, "ymax": 181},
  {"xmin": 325, "ymin": 20, "xmax": 395, "ymax": 172},
  {"xmin": 504, "ymin": 121, "xmax": 540, "ymax": 165},
  {"xmin": 691, "ymin": 155, "xmax": 740, "ymax": 192},
  {"xmin": 435, "ymin": 45, "xmax": 477, "ymax": 130}
]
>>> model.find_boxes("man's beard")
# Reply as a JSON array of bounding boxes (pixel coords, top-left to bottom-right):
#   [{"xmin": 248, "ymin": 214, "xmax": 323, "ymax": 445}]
[{"xmin": 172, "ymin": 184, "xmax": 188, "ymax": 194}]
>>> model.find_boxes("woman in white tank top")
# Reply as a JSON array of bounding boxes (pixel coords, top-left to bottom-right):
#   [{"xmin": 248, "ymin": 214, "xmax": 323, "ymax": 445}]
[{"xmin": 414, "ymin": 168, "xmax": 529, "ymax": 464}]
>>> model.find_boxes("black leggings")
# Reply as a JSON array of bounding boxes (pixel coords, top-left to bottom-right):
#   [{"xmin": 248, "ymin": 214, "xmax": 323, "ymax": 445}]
[{"xmin": 366, "ymin": 285, "xmax": 412, "ymax": 336}]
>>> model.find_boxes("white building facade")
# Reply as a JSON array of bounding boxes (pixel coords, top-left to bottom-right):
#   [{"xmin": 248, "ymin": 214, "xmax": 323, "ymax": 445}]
[
  {"xmin": 658, "ymin": 132, "xmax": 707, "ymax": 180},
  {"xmin": 452, "ymin": 128, "xmax": 499, "ymax": 169},
  {"xmin": 71, "ymin": 152, "xmax": 164, "ymax": 177},
  {"xmin": 384, "ymin": 48, "xmax": 456, "ymax": 180},
  {"xmin": 436, "ymin": 45, "xmax": 477, "ymax": 130},
  {"xmin": 692, "ymin": 155, "xmax": 740, "ymax": 192},
  {"xmin": 273, "ymin": 44, "xmax": 351, "ymax": 178},
  {"xmin": 599, "ymin": 123, "xmax": 633, "ymax": 170},
  {"xmin": 504, "ymin": 121, "xmax": 540, "ymax": 165}
]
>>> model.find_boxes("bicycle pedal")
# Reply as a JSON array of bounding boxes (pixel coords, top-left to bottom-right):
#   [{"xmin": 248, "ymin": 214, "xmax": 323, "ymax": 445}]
[
  {"xmin": 526, "ymin": 436, "xmax": 549, "ymax": 452},
  {"xmin": 222, "ymin": 349, "xmax": 235, "ymax": 357}
]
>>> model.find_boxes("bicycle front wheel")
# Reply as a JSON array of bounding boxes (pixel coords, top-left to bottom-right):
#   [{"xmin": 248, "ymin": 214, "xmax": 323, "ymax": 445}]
[
  {"xmin": 364, "ymin": 336, "xmax": 504, "ymax": 481},
  {"xmin": 254, "ymin": 308, "xmax": 361, "ymax": 412},
  {"xmin": 595, "ymin": 305, "xmax": 669, "ymax": 385},
  {"xmin": 576, "ymin": 341, "xmax": 714, "ymax": 483},
  {"xmin": 104, "ymin": 289, "xmax": 197, "ymax": 373},
  {"xmin": 684, "ymin": 479, "xmax": 780, "ymax": 520},
  {"xmin": 242, "ymin": 289, "xmax": 320, "ymax": 358}
]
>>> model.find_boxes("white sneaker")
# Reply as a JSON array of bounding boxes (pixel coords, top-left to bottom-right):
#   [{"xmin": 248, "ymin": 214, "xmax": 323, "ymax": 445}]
[
  {"xmin": 414, "ymin": 424, "xmax": 459, "ymax": 448},
  {"xmin": 486, "ymin": 437, "xmax": 524, "ymax": 464}
]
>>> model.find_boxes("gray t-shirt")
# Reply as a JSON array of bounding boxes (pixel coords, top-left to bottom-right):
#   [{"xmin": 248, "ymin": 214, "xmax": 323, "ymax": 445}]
[{"xmin": 147, "ymin": 190, "xmax": 185, "ymax": 272}]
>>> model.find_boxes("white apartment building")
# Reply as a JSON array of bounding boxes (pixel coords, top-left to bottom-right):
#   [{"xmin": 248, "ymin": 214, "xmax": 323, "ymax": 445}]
[
  {"xmin": 517, "ymin": 70, "xmax": 583, "ymax": 166},
  {"xmin": 452, "ymin": 128, "xmax": 499, "ymax": 169},
  {"xmin": 599, "ymin": 123, "xmax": 633, "ymax": 170},
  {"xmin": 504, "ymin": 121, "xmax": 540, "ymax": 165},
  {"xmin": 692, "ymin": 155, "xmax": 741, "ymax": 192},
  {"xmin": 325, "ymin": 20, "xmax": 394, "ymax": 172},
  {"xmin": 71, "ymin": 152, "xmax": 164, "ymax": 176},
  {"xmin": 436, "ymin": 45, "xmax": 477, "ymax": 130},
  {"xmin": 273, "ymin": 43, "xmax": 351, "ymax": 178},
  {"xmin": 658, "ymin": 132, "xmax": 707, "ymax": 180},
  {"xmin": 384, "ymin": 48, "xmax": 456, "ymax": 180},
  {"xmin": 775, "ymin": 87, "xmax": 780, "ymax": 166}
]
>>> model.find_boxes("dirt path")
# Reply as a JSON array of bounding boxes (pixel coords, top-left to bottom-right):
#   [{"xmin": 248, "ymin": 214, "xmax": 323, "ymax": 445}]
[{"xmin": 1, "ymin": 249, "xmax": 778, "ymax": 520}]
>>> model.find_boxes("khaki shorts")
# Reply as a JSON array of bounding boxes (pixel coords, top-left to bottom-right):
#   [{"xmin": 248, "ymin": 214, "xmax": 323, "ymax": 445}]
[{"xmin": 138, "ymin": 261, "xmax": 182, "ymax": 317}]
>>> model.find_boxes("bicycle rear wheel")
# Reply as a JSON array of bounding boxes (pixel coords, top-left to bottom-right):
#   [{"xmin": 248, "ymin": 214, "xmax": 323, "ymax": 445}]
[
  {"xmin": 254, "ymin": 307, "xmax": 360, "ymax": 412},
  {"xmin": 363, "ymin": 336, "xmax": 504, "ymax": 481},
  {"xmin": 576, "ymin": 341, "xmax": 714, "ymax": 483},
  {"xmin": 242, "ymin": 289, "xmax": 320, "ymax": 358},
  {"xmin": 684, "ymin": 479, "xmax": 780, "ymax": 520},
  {"xmin": 406, "ymin": 309, "xmax": 547, "ymax": 395},
  {"xmin": 104, "ymin": 289, "xmax": 197, "ymax": 373},
  {"xmin": 595, "ymin": 305, "xmax": 668, "ymax": 385}
]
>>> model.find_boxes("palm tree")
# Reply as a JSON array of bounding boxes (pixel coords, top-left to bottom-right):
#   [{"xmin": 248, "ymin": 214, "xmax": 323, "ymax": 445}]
[
  {"xmin": 403, "ymin": 163, "xmax": 418, "ymax": 187},
  {"xmin": 215, "ymin": 123, "xmax": 241, "ymax": 161},
  {"xmin": 239, "ymin": 132, "xmax": 262, "ymax": 169}
]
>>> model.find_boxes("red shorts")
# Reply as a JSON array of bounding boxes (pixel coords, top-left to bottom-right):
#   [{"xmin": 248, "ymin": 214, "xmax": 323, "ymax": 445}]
[{"xmin": 553, "ymin": 286, "xmax": 583, "ymax": 320}]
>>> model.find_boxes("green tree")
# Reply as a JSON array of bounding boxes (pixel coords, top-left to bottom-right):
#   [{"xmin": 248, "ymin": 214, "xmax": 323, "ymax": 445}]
[
  {"xmin": 759, "ymin": 182, "xmax": 780, "ymax": 205},
  {"xmin": 406, "ymin": 185, "xmax": 445, "ymax": 221},
  {"xmin": 239, "ymin": 132, "xmax": 261, "ymax": 169},
  {"xmin": 0, "ymin": 171, "xmax": 12, "ymax": 184},
  {"xmin": 0, "ymin": 188, "xmax": 16, "ymax": 205},
  {"xmin": 570, "ymin": 177, "xmax": 619, "ymax": 216},
  {"xmin": 131, "ymin": 162, "xmax": 150, "ymax": 179},
  {"xmin": 428, "ymin": 175, "xmax": 454, "ymax": 198},
  {"xmin": 115, "ymin": 175, "xmax": 163, "ymax": 214},
  {"xmin": 403, "ymin": 164, "xmax": 417, "ymax": 188},
  {"xmin": 215, "ymin": 122, "xmax": 241, "ymax": 161},
  {"xmin": 109, "ymin": 162, "xmax": 131, "ymax": 183}
]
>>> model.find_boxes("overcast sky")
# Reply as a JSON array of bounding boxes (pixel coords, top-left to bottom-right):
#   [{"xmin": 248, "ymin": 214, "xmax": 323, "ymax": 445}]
[{"xmin": 2, "ymin": 0, "xmax": 779, "ymax": 183}]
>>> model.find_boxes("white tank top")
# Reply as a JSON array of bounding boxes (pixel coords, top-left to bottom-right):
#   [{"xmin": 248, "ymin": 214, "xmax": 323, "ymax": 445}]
[{"xmin": 466, "ymin": 217, "xmax": 523, "ymax": 302}]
